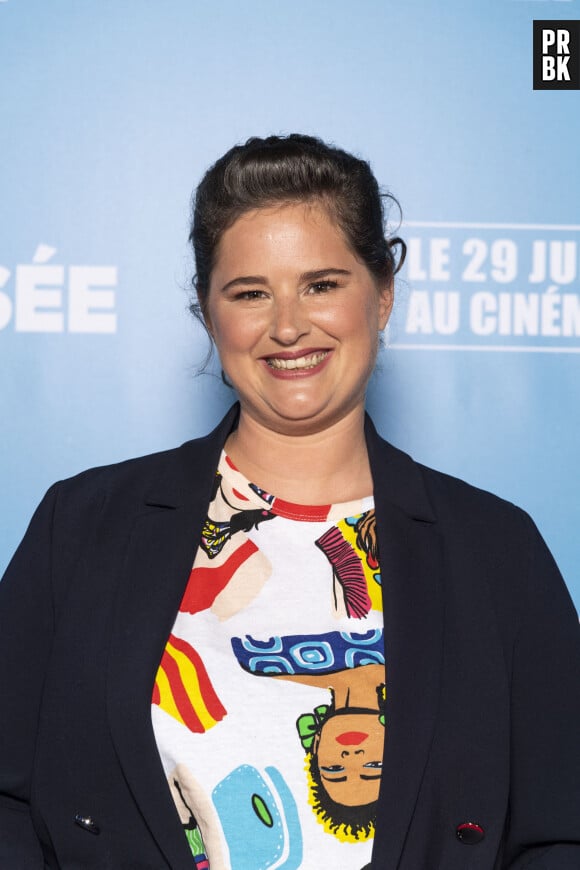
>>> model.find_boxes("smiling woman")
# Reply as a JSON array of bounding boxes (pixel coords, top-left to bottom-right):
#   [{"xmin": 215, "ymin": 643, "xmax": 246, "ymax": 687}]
[
  {"xmin": 190, "ymin": 135, "xmax": 405, "ymax": 506},
  {"xmin": 205, "ymin": 202, "xmax": 392, "ymax": 446},
  {"xmin": 1, "ymin": 134, "xmax": 580, "ymax": 870}
]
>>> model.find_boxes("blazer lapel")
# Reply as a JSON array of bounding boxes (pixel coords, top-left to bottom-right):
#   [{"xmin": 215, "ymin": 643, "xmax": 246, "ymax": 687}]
[
  {"xmin": 365, "ymin": 418, "xmax": 445, "ymax": 870},
  {"xmin": 106, "ymin": 406, "xmax": 239, "ymax": 868}
]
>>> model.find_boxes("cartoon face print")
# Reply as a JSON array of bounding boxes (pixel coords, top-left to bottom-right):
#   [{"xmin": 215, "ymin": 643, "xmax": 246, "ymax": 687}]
[
  {"xmin": 232, "ymin": 628, "xmax": 387, "ymax": 844},
  {"xmin": 313, "ymin": 711, "xmax": 383, "ymax": 806},
  {"xmin": 297, "ymin": 680, "xmax": 386, "ymax": 843}
]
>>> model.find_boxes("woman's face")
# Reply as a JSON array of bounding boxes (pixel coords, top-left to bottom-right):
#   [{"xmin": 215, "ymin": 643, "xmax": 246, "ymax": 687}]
[
  {"xmin": 205, "ymin": 202, "xmax": 392, "ymax": 436},
  {"xmin": 314, "ymin": 711, "xmax": 383, "ymax": 806}
]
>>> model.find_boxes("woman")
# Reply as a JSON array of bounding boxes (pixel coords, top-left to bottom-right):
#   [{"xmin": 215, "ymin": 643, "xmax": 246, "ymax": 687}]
[{"xmin": 1, "ymin": 134, "xmax": 579, "ymax": 870}]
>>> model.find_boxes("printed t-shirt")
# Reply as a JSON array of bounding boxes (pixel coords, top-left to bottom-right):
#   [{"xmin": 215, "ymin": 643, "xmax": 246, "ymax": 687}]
[{"xmin": 152, "ymin": 452, "xmax": 386, "ymax": 870}]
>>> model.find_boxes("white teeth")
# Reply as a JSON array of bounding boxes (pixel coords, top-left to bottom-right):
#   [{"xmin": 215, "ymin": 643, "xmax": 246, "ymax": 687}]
[{"xmin": 267, "ymin": 351, "xmax": 328, "ymax": 370}]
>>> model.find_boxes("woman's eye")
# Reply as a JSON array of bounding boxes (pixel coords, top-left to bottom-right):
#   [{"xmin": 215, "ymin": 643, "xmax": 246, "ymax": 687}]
[
  {"xmin": 235, "ymin": 290, "xmax": 266, "ymax": 301},
  {"xmin": 320, "ymin": 765, "xmax": 345, "ymax": 772},
  {"xmin": 308, "ymin": 280, "xmax": 338, "ymax": 294},
  {"xmin": 363, "ymin": 761, "xmax": 383, "ymax": 769}
]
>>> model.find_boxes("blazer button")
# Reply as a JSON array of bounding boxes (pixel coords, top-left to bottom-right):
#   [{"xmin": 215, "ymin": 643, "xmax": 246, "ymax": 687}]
[
  {"xmin": 456, "ymin": 822, "xmax": 485, "ymax": 844},
  {"xmin": 74, "ymin": 813, "xmax": 100, "ymax": 835}
]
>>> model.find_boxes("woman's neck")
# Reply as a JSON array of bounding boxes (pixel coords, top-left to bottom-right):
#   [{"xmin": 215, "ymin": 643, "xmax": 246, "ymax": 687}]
[{"xmin": 224, "ymin": 406, "xmax": 373, "ymax": 505}]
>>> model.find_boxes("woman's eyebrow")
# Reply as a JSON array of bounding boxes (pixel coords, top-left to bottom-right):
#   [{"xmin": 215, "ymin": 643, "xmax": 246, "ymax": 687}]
[
  {"xmin": 219, "ymin": 275, "xmax": 268, "ymax": 294},
  {"xmin": 321, "ymin": 773, "xmax": 348, "ymax": 782},
  {"xmin": 360, "ymin": 773, "xmax": 382, "ymax": 780},
  {"xmin": 300, "ymin": 268, "xmax": 351, "ymax": 283}
]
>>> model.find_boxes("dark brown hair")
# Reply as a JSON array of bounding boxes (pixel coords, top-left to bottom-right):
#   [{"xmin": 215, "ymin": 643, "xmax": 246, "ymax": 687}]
[{"xmin": 189, "ymin": 133, "xmax": 406, "ymax": 322}]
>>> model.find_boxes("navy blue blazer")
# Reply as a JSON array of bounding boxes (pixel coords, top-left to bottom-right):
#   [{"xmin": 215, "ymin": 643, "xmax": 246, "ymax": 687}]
[{"xmin": 1, "ymin": 405, "xmax": 580, "ymax": 869}]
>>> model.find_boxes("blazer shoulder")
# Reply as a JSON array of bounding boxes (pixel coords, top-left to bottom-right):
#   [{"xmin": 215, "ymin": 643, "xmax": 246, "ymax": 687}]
[
  {"xmin": 417, "ymin": 460, "xmax": 525, "ymax": 523},
  {"xmin": 368, "ymin": 423, "xmax": 549, "ymax": 601},
  {"xmin": 416, "ymin": 458, "xmax": 543, "ymax": 566},
  {"xmin": 54, "ymin": 442, "xmax": 192, "ymax": 496},
  {"xmin": 50, "ymin": 407, "xmax": 238, "ymax": 511},
  {"xmin": 367, "ymin": 416, "xmax": 526, "ymax": 531}
]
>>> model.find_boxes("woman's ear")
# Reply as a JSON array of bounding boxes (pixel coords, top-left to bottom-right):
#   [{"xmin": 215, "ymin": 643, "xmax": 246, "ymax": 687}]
[
  {"xmin": 378, "ymin": 281, "xmax": 394, "ymax": 331},
  {"xmin": 199, "ymin": 297, "xmax": 214, "ymax": 339}
]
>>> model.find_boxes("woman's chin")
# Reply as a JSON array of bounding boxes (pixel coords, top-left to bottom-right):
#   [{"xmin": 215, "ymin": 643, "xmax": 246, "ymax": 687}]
[{"xmin": 243, "ymin": 396, "xmax": 362, "ymax": 437}]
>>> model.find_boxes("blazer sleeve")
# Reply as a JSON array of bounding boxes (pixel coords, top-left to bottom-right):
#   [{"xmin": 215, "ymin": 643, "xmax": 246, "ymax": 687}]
[
  {"xmin": 503, "ymin": 512, "xmax": 580, "ymax": 868},
  {"xmin": 0, "ymin": 485, "xmax": 59, "ymax": 868}
]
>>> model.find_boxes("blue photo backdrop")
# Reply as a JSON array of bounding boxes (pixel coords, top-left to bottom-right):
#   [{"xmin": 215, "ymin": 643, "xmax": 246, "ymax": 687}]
[{"xmin": 1, "ymin": 0, "xmax": 579, "ymax": 605}]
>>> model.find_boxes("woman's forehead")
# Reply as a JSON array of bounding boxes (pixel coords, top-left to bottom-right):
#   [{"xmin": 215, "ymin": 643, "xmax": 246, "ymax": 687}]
[{"xmin": 212, "ymin": 201, "xmax": 355, "ymax": 274}]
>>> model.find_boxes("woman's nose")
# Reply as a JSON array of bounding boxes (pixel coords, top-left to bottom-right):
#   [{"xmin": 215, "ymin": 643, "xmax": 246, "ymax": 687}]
[{"xmin": 269, "ymin": 297, "xmax": 309, "ymax": 345}]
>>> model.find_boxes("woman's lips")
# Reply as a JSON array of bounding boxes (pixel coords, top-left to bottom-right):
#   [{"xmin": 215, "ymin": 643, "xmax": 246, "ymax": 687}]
[
  {"xmin": 267, "ymin": 351, "xmax": 328, "ymax": 370},
  {"xmin": 262, "ymin": 349, "xmax": 332, "ymax": 377}
]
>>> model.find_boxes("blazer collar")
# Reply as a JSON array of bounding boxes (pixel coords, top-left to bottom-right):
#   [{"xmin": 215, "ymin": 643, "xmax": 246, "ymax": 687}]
[
  {"xmin": 364, "ymin": 412, "xmax": 436, "ymax": 522},
  {"xmin": 142, "ymin": 403, "xmax": 241, "ymax": 509},
  {"xmin": 107, "ymin": 403, "xmax": 444, "ymax": 870}
]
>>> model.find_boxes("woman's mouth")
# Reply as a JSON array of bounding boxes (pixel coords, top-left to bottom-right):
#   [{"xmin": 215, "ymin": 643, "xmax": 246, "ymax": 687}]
[{"xmin": 265, "ymin": 351, "xmax": 329, "ymax": 371}]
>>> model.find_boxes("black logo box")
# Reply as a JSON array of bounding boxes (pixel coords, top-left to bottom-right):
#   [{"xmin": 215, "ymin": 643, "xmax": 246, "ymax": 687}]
[{"xmin": 533, "ymin": 20, "xmax": 580, "ymax": 90}]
